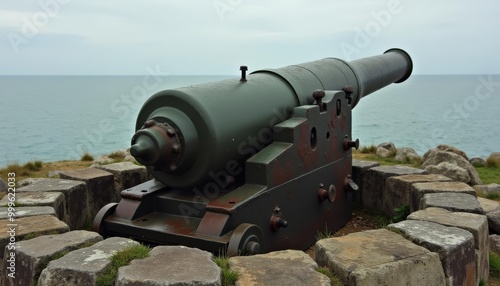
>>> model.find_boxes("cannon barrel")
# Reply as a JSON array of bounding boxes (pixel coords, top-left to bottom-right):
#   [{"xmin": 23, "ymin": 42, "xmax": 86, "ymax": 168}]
[{"xmin": 130, "ymin": 49, "xmax": 412, "ymax": 188}]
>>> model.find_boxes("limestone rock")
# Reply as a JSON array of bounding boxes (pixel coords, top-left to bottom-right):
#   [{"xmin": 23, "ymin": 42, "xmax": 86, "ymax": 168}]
[
  {"xmin": 47, "ymin": 171, "xmax": 62, "ymax": 178},
  {"xmin": 436, "ymin": 144, "xmax": 469, "ymax": 160},
  {"xmin": 38, "ymin": 237, "xmax": 138, "ymax": 286},
  {"xmin": 377, "ymin": 142, "xmax": 396, "ymax": 152},
  {"xmin": 0, "ymin": 215, "xmax": 69, "ymax": 258},
  {"xmin": 394, "ymin": 147, "xmax": 420, "ymax": 162},
  {"xmin": 0, "ymin": 179, "xmax": 7, "ymax": 193},
  {"xmin": 474, "ymin": 183, "xmax": 500, "ymax": 196},
  {"xmin": 410, "ymin": 181, "xmax": 476, "ymax": 213},
  {"xmin": 487, "ymin": 210, "xmax": 500, "ymax": 233},
  {"xmin": 17, "ymin": 178, "xmax": 88, "ymax": 230},
  {"xmin": 2, "ymin": 230, "xmax": 102, "ymax": 286},
  {"xmin": 362, "ymin": 165, "xmax": 426, "ymax": 210},
  {"xmin": 376, "ymin": 146, "xmax": 392, "ymax": 158},
  {"xmin": 424, "ymin": 162, "xmax": 470, "ymax": 184},
  {"xmin": 0, "ymin": 206, "xmax": 55, "ymax": 219},
  {"xmin": 116, "ymin": 246, "xmax": 220, "ymax": 286},
  {"xmin": 0, "ymin": 192, "xmax": 66, "ymax": 222},
  {"xmin": 490, "ymin": 234, "xmax": 500, "ymax": 253},
  {"xmin": 489, "ymin": 152, "xmax": 500, "ymax": 162},
  {"xmin": 315, "ymin": 229, "xmax": 445, "ymax": 286},
  {"xmin": 96, "ymin": 162, "xmax": 147, "ymax": 198},
  {"xmin": 384, "ymin": 174, "xmax": 450, "ymax": 217},
  {"xmin": 421, "ymin": 150, "xmax": 482, "ymax": 185},
  {"xmin": 469, "ymin": 157, "xmax": 486, "ymax": 167},
  {"xmin": 388, "ymin": 220, "xmax": 476, "ymax": 286},
  {"xmin": 407, "ymin": 207, "xmax": 489, "ymax": 283},
  {"xmin": 352, "ymin": 160, "xmax": 380, "ymax": 203},
  {"xmin": 229, "ymin": 250, "xmax": 330, "ymax": 286},
  {"xmin": 92, "ymin": 155, "xmax": 114, "ymax": 165},
  {"xmin": 478, "ymin": 197, "xmax": 500, "ymax": 214},
  {"xmin": 420, "ymin": 192, "xmax": 483, "ymax": 214}
]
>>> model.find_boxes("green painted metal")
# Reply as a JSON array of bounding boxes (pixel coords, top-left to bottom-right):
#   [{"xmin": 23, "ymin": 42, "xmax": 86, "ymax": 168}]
[{"xmin": 94, "ymin": 49, "xmax": 413, "ymax": 256}]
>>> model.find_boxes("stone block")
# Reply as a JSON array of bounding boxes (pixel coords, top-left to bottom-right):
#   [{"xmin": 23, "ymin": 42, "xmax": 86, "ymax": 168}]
[
  {"xmin": 490, "ymin": 234, "xmax": 500, "ymax": 253},
  {"xmin": 229, "ymin": 250, "xmax": 330, "ymax": 286},
  {"xmin": 362, "ymin": 165, "xmax": 426, "ymax": 210},
  {"xmin": 388, "ymin": 220, "xmax": 476, "ymax": 286},
  {"xmin": 116, "ymin": 245, "xmax": 220, "ymax": 286},
  {"xmin": 315, "ymin": 229, "xmax": 445, "ymax": 286},
  {"xmin": 59, "ymin": 168, "xmax": 115, "ymax": 219},
  {"xmin": 38, "ymin": 237, "xmax": 138, "ymax": 286},
  {"xmin": 407, "ymin": 207, "xmax": 489, "ymax": 283},
  {"xmin": 487, "ymin": 210, "xmax": 500, "ymax": 233},
  {"xmin": 477, "ymin": 197, "xmax": 500, "ymax": 214},
  {"xmin": 352, "ymin": 160, "xmax": 380, "ymax": 203},
  {"xmin": 0, "ymin": 206, "xmax": 55, "ymax": 219},
  {"xmin": 17, "ymin": 178, "xmax": 88, "ymax": 230},
  {"xmin": 411, "ymin": 181, "xmax": 477, "ymax": 213},
  {"xmin": 1, "ymin": 230, "xmax": 102, "ymax": 286},
  {"xmin": 0, "ymin": 215, "xmax": 69, "ymax": 259},
  {"xmin": 0, "ymin": 192, "xmax": 65, "ymax": 222},
  {"xmin": 420, "ymin": 193, "xmax": 483, "ymax": 214},
  {"xmin": 384, "ymin": 174, "xmax": 450, "ymax": 217},
  {"xmin": 96, "ymin": 162, "xmax": 148, "ymax": 200}
]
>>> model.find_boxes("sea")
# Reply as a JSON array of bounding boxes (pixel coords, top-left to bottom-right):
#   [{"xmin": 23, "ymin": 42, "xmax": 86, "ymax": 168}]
[{"xmin": 0, "ymin": 75, "xmax": 499, "ymax": 168}]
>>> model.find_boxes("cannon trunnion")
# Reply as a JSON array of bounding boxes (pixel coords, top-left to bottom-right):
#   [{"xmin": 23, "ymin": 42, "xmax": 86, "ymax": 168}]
[{"xmin": 93, "ymin": 49, "xmax": 412, "ymax": 256}]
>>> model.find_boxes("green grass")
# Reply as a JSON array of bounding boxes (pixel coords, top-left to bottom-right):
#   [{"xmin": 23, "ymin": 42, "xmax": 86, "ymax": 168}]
[
  {"xmin": 359, "ymin": 145, "xmax": 377, "ymax": 154},
  {"xmin": 80, "ymin": 152, "xmax": 94, "ymax": 162},
  {"xmin": 315, "ymin": 224, "xmax": 332, "ymax": 240},
  {"xmin": 1, "ymin": 160, "xmax": 44, "ymax": 177},
  {"xmin": 490, "ymin": 251, "xmax": 500, "ymax": 278},
  {"xmin": 22, "ymin": 230, "xmax": 59, "ymax": 241},
  {"xmin": 486, "ymin": 156, "xmax": 500, "ymax": 168},
  {"xmin": 393, "ymin": 204, "xmax": 410, "ymax": 223},
  {"xmin": 96, "ymin": 244, "xmax": 150, "ymax": 286},
  {"xmin": 475, "ymin": 166, "xmax": 500, "ymax": 185},
  {"xmin": 213, "ymin": 256, "xmax": 239, "ymax": 286},
  {"xmin": 316, "ymin": 266, "xmax": 343, "ymax": 286}
]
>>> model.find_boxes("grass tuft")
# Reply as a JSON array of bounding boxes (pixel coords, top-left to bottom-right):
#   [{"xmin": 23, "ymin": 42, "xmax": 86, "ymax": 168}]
[
  {"xmin": 393, "ymin": 204, "xmax": 410, "ymax": 223},
  {"xmin": 96, "ymin": 244, "xmax": 150, "ymax": 286},
  {"xmin": 107, "ymin": 151, "xmax": 125, "ymax": 161},
  {"xmin": 315, "ymin": 224, "xmax": 332, "ymax": 241},
  {"xmin": 317, "ymin": 266, "xmax": 343, "ymax": 286},
  {"xmin": 80, "ymin": 152, "xmax": 94, "ymax": 162},
  {"xmin": 490, "ymin": 251, "xmax": 500, "ymax": 278},
  {"xmin": 359, "ymin": 145, "xmax": 377, "ymax": 154},
  {"xmin": 213, "ymin": 256, "xmax": 239, "ymax": 286},
  {"xmin": 486, "ymin": 156, "xmax": 500, "ymax": 168}
]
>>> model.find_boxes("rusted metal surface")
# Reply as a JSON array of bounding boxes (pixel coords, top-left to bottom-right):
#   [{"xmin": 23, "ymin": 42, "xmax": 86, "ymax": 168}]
[{"xmin": 93, "ymin": 49, "xmax": 413, "ymax": 256}]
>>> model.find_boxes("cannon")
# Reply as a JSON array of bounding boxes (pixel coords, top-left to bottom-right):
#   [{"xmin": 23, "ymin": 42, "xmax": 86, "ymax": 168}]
[{"xmin": 93, "ymin": 48, "xmax": 412, "ymax": 256}]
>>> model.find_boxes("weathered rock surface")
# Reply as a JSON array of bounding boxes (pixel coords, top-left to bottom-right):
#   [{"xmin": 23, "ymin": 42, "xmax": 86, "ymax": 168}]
[
  {"xmin": 352, "ymin": 160, "xmax": 380, "ymax": 203},
  {"xmin": 384, "ymin": 174, "xmax": 450, "ymax": 217},
  {"xmin": 420, "ymin": 193, "xmax": 483, "ymax": 214},
  {"xmin": 477, "ymin": 197, "xmax": 500, "ymax": 214},
  {"xmin": 394, "ymin": 147, "xmax": 420, "ymax": 162},
  {"xmin": 421, "ymin": 149, "xmax": 482, "ymax": 185},
  {"xmin": 377, "ymin": 142, "xmax": 396, "ymax": 152},
  {"xmin": 424, "ymin": 162, "xmax": 470, "ymax": 184},
  {"xmin": 411, "ymin": 181, "xmax": 476, "ymax": 212},
  {"xmin": 489, "ymin": 152, "xmax": 500, "ymax": 162},
  {"xmin": 407, "ymin": 207, "xmax": 489, "ymax": 283},
  {"xmin": 229, "ymin": 249, "xmax": 329, "ymax": 286},
  {"xmin": 363, "ymin": 165, "xmax": 426, "ymax": 210},
  {"xmin": 0, "ymin": 215, "xmax": 69, "ymax": 258},
  {"xmin": 388, "ymin": 220, "xmax": 476, "ymax": 286},
  {"xmin": 474, "ymin": 183, "xmax": 500, "ymax": 196},
  {"xmin": 38, "ymin": 237, "xmax": 138, "ymax": 286},
  {"xmin": 436, "ymin": 144, "xmax": 469, "ymax": 160},
  {"xmin": 17, "ymin": 178, "xmax": 88, "ymax": 229},
  {"xmin": 96, "ymin": 162, "xmax": 147, "ymax": 200},
  {"xmin": 0, "ymin": 179, "xmax": 7, "ymax": 193},
  {"xmin": 116, "ymin": 246, "xmax": 220, "ymax": 286},
  {"xmin": 2, "ymin": 230, "xmax": 102, "ymax": 286},
  {"xmin": 315, "ymin": 229, "xmax": 445, "ymax": 286},
  {"xmin": 59, "ymin": 168, "xmax": 114, "ymax": 219},
  {"xmin": 0, "ymin": 192, "xmax": 66, "ymax": 222},
  {"xmin": 487, "ymin": 210, "xmax": 500, "ymax": 233},
  {"xmin": 0, "ymin": 206, "xmax": 55, "ymax": 219},
  {"xmin": 490, "ymin": 234, "xmax": 500, "ymax": 253},
  {"xmin": 376, "ymin": 146, "xmax": 392, "ymax": 158},
  {"xmin": 469, "ymin": 157, "xmax": 486, "ymax": 167}
]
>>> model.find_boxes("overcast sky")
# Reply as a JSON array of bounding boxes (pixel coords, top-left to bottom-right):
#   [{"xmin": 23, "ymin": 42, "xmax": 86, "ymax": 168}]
[{"xmin": 1, "ymin": 0, "xmax": 499, "ymax": 75}]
